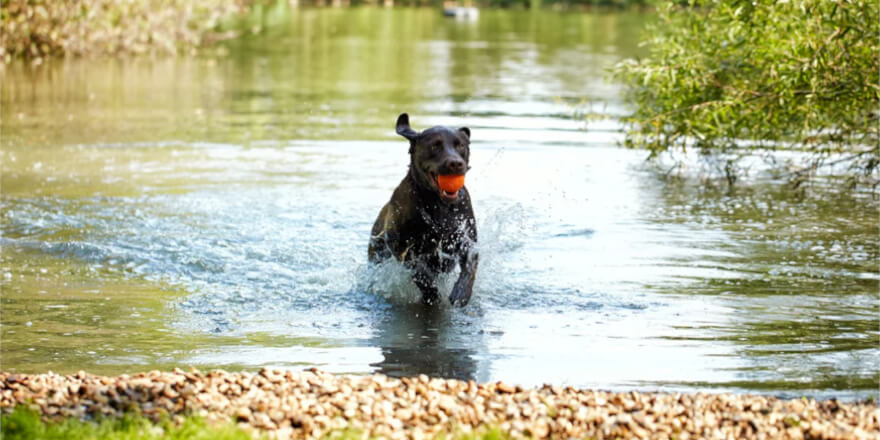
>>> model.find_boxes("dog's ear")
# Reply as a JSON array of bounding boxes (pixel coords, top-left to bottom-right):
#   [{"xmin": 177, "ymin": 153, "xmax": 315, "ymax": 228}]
[
  {"xmin": 458, "ymin": 127, "xmax": 470, "ymax": 140},
  {"xmin": 396, "ymin": 113, "xmax": 419, "ymax": 142}
]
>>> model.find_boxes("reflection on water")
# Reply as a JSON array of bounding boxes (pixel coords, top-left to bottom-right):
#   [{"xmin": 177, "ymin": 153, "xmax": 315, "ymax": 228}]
[
  {"xmin": 371, "ymin": 303, "xmax": 485, "ymax": 382},
  {"xmin": 1, "ymin": 8, "xmax": 877, "ymax": 400},
  {"xmin": 0, "ymin": 8, "xmax": 642, "ymax": 151},
  {"xmin": 640, "ymin": 180, "xmax": 879, "ymax": 395}
]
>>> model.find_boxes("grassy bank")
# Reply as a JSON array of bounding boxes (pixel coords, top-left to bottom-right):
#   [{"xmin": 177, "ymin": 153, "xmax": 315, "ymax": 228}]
[
  {"xmin": 1, "ymin": 406, "xmax": 259, "ymax": 440},
  {"xmin": 0, "ymin": 0, "xmax": 248, "ymax": 63},
  {"xmin": 1, "ymin": 406, "xmax": 519, "ymax": 440},
  {"xmin": 1, "ymin": 0, "xmax": 656, "ymax": 63}
]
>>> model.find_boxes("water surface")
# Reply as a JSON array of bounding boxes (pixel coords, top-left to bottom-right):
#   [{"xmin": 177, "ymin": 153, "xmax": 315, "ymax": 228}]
[{"xmin": 2, "ymin": 8, "xmax": 877, "ymax": 400}]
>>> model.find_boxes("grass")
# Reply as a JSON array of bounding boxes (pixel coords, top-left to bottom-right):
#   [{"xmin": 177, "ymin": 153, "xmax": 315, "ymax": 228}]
[
  {"xmin": 0, "ymin": 0, "xmax": 248, "ymax": 62},
  {"xmin": 0, "ymin": 407, "xmax": 260, "ymax": 440},
  {"xmin": 1, "ymin": 406, "xmax": 519, "ymax": 440}
]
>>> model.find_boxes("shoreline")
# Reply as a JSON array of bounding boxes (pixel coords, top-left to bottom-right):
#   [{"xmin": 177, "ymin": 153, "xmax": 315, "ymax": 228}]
[
  {"xmin": 2, "ymin": 369, "xmax": 877, "ymax": 439},
  {"xmin": 1, "ymin": 1, "xmax": 656, "ymax": 63},
  {"xmin": 0, "ymin": 0, "xmax": 245, "ymax": 63}
]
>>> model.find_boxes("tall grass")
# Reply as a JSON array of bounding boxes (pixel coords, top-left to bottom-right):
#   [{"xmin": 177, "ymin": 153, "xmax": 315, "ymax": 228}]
[{"xmin": 0, "ymin": 0, "xmax": 248, "ymax": 62}]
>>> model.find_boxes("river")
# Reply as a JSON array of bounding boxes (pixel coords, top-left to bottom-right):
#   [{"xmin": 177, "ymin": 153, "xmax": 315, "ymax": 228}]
[{"xmin": 1, "ymin": 7, "xmax": 877, "ymax": 400}]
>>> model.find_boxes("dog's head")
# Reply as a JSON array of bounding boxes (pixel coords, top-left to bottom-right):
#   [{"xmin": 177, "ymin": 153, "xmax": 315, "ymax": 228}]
[{"xmin": 396, "ymin": 113, "xmax": 471, "ymax": 203}]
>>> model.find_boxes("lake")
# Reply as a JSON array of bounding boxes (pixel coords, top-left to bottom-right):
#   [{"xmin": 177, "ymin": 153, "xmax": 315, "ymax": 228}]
[{"xmin": 1, "ymin": 7, "xmax": 877, "ymax": 401}]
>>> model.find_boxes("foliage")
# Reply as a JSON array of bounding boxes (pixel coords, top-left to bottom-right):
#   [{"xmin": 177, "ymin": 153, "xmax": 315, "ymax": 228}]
[
  {"xmin": 613, "ymin": 0, "xmax": 880, "ymax": 187},
  {"xmin": 0, "ymin": 0, "xmax": 249, "ymax": 62},
  {"xmin": 0, "ymin": 406, "xmax": 260, "ymax": 440}
]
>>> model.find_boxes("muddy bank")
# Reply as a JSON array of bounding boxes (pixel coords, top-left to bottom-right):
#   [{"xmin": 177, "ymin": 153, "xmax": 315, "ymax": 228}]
[{"xmin": 1, "ymin": 369, "xmax": 878, "ymax": 439}]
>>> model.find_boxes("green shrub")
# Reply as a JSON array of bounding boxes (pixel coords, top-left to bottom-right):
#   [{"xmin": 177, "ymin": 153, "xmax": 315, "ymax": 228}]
[{"xmin": 613, "ymin": 0, "xmax": 879, "ymax": 187}]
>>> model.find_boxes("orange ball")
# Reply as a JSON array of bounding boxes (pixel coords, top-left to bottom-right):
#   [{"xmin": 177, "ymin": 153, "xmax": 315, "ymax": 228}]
[{"xmin": 437, "ymin": 174, "xmax": 465, "ymax": 192}]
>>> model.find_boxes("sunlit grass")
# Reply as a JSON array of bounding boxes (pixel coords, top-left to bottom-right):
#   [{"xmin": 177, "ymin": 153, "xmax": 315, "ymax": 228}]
[
  {"xmin": 0, "ymin": 407, "xmax": 260, "ymax": 440},
  {"xmin": 0, "ymin": 0, "xmax": 248, "ymax": 62},
  {"xmin": 1, "ymin": 407, "xmax": 520, "ymax": 440}
]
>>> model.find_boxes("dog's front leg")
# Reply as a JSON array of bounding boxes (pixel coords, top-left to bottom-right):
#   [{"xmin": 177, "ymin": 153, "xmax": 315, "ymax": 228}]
[
  {"xmin": 449, "ymin": 249, "xmax": 478, "ymax": 307},
  {"xmin": 412, "ymin": 268, "xmax": 441, "ymax": 305}
]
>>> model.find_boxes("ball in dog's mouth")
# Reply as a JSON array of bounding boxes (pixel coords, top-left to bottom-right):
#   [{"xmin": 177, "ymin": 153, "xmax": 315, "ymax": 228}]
[{"xmin": 437, "ymin": 174, "xmax": 465, "ymax": 201}]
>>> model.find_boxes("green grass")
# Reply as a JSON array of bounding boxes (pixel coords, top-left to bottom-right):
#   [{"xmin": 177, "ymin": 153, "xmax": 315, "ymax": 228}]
[
  {"xmin": 454, "ymin": 427, "xmax": 512, "ymax": 440},
  {"xmin": 1, "ymin": 406, "xmax": 523, "ymax": 440},
  {"xmin": 0, "ymin": 407, "xmax": 259, "ymax": 440}
]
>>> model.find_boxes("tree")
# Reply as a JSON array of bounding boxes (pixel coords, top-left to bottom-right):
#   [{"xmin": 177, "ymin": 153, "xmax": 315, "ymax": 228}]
[{"xmin": 613, "ymin": 0, "xmax": 879, "ymax": 188}]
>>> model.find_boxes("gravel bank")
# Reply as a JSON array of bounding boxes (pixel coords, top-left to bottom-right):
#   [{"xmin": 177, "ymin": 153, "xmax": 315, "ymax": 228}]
[{"xmin": 2, "ymin": 369, "xmax": 877, "ymax": 439}]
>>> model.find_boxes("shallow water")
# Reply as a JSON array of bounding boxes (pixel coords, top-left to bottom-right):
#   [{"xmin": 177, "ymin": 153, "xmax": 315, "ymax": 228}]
[{"xmin": 1, "ymin": 8, "xmax": 877, "ymax": 400}]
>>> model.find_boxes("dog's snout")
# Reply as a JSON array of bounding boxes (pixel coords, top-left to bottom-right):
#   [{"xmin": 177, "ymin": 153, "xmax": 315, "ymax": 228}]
[{"xmin": 444, "ymin": 157, "xmax": 466, "ymax": 174}]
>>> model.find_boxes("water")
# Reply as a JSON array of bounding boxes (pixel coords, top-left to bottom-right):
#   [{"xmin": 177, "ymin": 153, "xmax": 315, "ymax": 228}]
[{"xmin": 1, "ymin": 8, "xmax": 877, "ymax": 401}]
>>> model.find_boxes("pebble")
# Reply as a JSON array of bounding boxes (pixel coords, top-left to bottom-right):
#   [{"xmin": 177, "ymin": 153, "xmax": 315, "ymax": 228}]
[{"xmin": 1, "ymin": 369, "xmax": 877, "ymax": 439}]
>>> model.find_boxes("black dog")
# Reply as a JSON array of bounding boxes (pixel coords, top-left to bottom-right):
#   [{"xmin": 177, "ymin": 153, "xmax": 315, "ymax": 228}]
[{"xmin": 369, "ymin": 113, "xmax": 478, "ymax": 306}]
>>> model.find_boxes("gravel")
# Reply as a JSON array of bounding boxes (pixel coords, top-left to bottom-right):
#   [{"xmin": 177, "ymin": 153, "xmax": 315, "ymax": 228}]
[{"xmin": 2, "ymin": 369, "xmax": 878, "ymax": 439}]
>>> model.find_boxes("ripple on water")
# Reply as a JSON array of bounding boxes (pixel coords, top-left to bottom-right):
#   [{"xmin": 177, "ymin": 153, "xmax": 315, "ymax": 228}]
[{"xmin": 1, "ymin": 139, "xmax": 877, "ymax": 398}]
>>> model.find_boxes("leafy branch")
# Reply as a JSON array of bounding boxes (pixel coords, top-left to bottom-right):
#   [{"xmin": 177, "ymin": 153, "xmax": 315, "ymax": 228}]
[{"xmin": 612, "ymin": 0, "xmax": 880, "ymax": 188}]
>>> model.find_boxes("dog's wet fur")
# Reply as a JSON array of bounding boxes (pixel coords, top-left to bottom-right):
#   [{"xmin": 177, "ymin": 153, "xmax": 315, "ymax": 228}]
[{"xmin": 368, "ymin": 113, "xmax": 478, "ymax": 306}]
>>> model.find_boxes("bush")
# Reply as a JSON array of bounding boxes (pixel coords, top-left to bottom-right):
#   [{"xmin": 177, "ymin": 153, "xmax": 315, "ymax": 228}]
[{"xmin": 613, "ymin": 0, "xmax": 880, "ymax": 188}]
